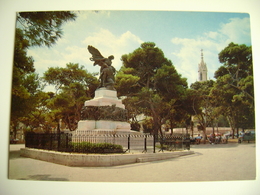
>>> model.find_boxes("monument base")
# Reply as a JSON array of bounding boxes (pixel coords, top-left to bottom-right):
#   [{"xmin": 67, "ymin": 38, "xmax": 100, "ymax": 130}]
[
  {"xmin": 75, "ymin": 88, "xmax": 132, "ymax": 134},
  {"xmin": 77, "ymin": 120, "xmax": 131, "ymax": 132},
  {"xmin": 84, "ymin": 88, "xmax": 125, "ymax": 109}
]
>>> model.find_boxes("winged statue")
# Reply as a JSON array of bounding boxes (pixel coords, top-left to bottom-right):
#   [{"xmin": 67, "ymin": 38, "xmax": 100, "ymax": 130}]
[
  {"xmin": 87, "ymin": 45, "xmax": 114, "ymax": 66},
  {"xmin": 87, "ymin": 45, "xmax": 116, "ymax": 90}
]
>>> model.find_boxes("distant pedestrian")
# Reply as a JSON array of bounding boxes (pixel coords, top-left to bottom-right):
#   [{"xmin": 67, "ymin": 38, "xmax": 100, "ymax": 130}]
[
  {"xmin": 221, "ymin": 134, "xmax": 227, "ymax": 143},
  {"xmin": 215, "ymin": 134, "xmax": 221, "ymax": 144},
  {"xmin": 209, "ymin": 133, "xmax": 215, "ymax": 144},
  {"xmin": 196, "ymin": 134, "xmax": 202, "ymax": 144}
]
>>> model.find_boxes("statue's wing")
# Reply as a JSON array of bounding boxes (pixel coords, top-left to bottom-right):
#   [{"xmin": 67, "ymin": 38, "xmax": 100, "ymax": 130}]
[{"xmin": 88, "ymin": 45, "xmax": 104, "ymax": 61}]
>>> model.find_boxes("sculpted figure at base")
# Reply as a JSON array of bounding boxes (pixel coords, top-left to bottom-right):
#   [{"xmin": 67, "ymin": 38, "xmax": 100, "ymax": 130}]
[
  {"xmin": 88, "ymin": 45, "xmax": 116, "ymax": 90},
  {"xmin": 81, "ymin": 105, "xmax": 128, "ymax": 122}
]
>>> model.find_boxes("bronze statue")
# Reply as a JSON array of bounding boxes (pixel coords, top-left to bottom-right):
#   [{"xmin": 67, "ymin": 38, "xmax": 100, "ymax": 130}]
[{"xmin": 87, "ymin": 45, "xmax": 116, "ymax": 90}]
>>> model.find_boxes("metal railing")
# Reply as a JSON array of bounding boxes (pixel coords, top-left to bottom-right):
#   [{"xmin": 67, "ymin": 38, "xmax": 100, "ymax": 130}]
[{"xmin": 25, "ymin": 131, "xmax": 190, "ymax": 153}]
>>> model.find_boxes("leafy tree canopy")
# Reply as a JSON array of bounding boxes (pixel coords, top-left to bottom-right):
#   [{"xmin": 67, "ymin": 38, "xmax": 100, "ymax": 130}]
[
  {"xmin": 43, "ymin": 63, "xmax": 99, "ymax": 131},
  {"xmin": 43, "ymin": 63, "xmax": 99, "ymax": 95},
  {"xmin": 116, "ymin": 42, "xmax": 188, "ymax": 135},
  {"xmin": 212, "ymin": 42, "xmax": 255, "ymax": 131},
  {"xmin": 16, "ymin": 11, "xmax": 77, "ymax": 47}
]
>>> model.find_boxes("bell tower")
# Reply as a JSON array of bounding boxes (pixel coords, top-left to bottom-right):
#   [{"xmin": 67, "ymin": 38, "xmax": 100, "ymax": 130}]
[{"xmin": 198, "ymin": 49, "xmax": 207, "ymax": 81}]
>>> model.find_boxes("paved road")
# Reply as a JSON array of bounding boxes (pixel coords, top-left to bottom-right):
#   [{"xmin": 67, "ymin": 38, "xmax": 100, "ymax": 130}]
[{"xmin": 7, "ymin": 143, "xmax": 258, "ymax": 194}]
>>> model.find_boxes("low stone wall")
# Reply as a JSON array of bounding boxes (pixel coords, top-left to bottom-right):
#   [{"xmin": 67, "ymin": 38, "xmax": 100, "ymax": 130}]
[{"xmin": 20, "ymin": 148, "xmax": 194, "ymax": 167}]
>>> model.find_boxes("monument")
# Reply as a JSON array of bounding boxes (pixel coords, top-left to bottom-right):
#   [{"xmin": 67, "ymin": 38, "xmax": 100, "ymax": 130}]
[{"xmin": 75, "ymin": 46, "xmax": 132, "ymax": 133}]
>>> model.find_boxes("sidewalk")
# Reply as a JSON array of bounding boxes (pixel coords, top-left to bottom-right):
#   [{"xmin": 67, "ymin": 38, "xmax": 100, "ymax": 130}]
[
  {"xmin": 7, "ymin": 142, "xmax": 258, "ymax": 195},
  {"xmin": 5, "ymin": 143, "xmax": 260, "ymax": 195},
  {"xmin": 9, "ymin": 142, "xmax": 256, "ymax": 181},
  {"xmin": 9, "ymin": 144, "xmax": 25, "ymax": 151}
]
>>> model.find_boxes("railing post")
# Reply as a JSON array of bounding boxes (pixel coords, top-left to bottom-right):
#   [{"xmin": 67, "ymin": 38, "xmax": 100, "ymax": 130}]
[
  {"xmin": 153, "ymin": 134, "xmax": 156, "ymax": 153},
  {"xmin": 39, "ymin": 133, "xmax": 42, "ymax": 148},
  {"xmin": 65, "ymin": 133, "xmax": 69, "ymax": 151},
  {"xmin": 50, "ymin": 133, "xmax": 52, "ymax": 150},
  {"xmin": 57, "ymin": 132, "xmax": 61, "ymax": 150},
  {"xmin": 173, "ymin": 137, "xmax": 177, "ymax": 150},
  {"xmin": 144, "ymin": 135, "xmax": 147, "ymax": 151},
  {"xmin": 25, "ymin": 132, "xmax": 27, "ymax": 147},
  {"xmin": 128, "ymin": 134, "xmax": 130, "ymax": 152},
  {"xmin": 142, "ymin": 135, "xmax": 147, "ymax": 153}
]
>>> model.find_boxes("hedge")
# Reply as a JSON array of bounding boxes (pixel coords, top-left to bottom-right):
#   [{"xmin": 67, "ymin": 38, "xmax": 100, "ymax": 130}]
[{"xmin": 68, "ymin": 142, "xmax": 124, "ymax": 153}]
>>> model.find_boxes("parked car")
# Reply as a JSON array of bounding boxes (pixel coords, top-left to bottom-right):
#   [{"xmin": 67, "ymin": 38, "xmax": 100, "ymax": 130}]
[{"xmin": 238, "ymin": 131, "xmax": 255, "ymax": 143}]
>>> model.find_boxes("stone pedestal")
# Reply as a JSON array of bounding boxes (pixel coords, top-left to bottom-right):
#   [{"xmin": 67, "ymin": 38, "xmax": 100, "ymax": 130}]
[
  {"xmin": 77, "ymin": 120, "xmax": 131, "ymax": 132},
  {"xmin": 85, "ymin": 88, "xmax": 125, "ymax": 109},
  {"xmin": 75, "ymin": 88, "xmax": 131, "ymax": 133}
]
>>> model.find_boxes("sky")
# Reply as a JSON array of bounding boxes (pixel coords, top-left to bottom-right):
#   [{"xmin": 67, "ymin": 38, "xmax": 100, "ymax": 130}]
[{"xmin": 26, "ymin": 10, "xmax": 251, "ymax": 90}]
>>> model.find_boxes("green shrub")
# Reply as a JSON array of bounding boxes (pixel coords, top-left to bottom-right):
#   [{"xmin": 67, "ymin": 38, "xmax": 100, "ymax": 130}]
[{"xmin": 68, "ymin": 142, "xmax": 124, "ymax": 153}]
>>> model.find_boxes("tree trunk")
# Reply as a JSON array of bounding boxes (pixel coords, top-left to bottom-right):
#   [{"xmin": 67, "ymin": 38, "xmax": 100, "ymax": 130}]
[
  {"xmin": 226, "ymin": 114, "xmax": 235, "ymax": 139},
  {"xmin": 170, "ymin": 120, "xmax": 174, "ymax": 135},
  {"xmin": 57, "ymin": 121, "xmax": 61, "ymax": 149},
  {"xmin": 150, "ymin": 101, "xmax": 163, "ymax": 137},
  {"xmin": 203, "ymin": 126, "xmax": 207, "ymax": 144},
  {"xmin": 13, "ymin": 127, "xmax": 17, "ymax": 139},
  {"xmin": 57, "ymin": 120, "xmax": 60, "ymax": 134},
  {"xmin": 12, "ymin": 121, "xmax": 18, "ymax": 139},
  {"xmin": 191, "ymin": 121, "xmax": 194, "ymax": 137}
]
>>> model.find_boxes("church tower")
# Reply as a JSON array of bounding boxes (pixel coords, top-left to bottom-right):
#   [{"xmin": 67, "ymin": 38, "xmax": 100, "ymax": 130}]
[{"xmin": 198, "ymin": 49, "xmax": 207, "ymax": 81}]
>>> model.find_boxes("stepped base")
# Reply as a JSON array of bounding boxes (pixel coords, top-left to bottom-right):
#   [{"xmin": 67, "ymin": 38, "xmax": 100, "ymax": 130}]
[
  {"xmin": 77, "ymin": 120, "xmax": 131, "ymax": 132},
  {"xmin": 77, "ymin": 88, "xmax": 132, "ymax": 133},
  {"xmin": 84, "ymin": 88, "xmax": 125, "ymax": 109}
]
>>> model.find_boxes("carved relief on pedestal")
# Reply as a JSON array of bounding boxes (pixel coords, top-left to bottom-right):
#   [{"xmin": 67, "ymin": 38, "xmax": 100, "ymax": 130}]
[{"xmin": 81, "ymin": 105, "xmax": 128, "ymax": 122}]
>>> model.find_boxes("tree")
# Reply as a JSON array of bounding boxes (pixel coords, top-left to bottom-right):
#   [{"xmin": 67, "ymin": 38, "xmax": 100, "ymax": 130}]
[
  {"xmin": 116, "ymin": 42, "xmax": 188, "ymax": 136},
  {"xmin": 212, "ymin": 42, "xmax": 254, "ymax": 137},
  {"xmin": 190, "ymin": 80, "xmax": 216, "ymax": 143},
  {"xmin": 10, "ymin": 11, "xmax": 77, "ymax": 138},
  {"xmin": 216, "ymin": 42, "xmax": 254, "ymax": 103},
  {"xmin": 19, "ymin": 91, "xmax": 55, "ymax": 132},
  {"xmin": 16, "ymin": 11, "xmax": 76, "ymax": 47},
  {"xmin": 43, "ymin": 63, "xmax": 99, "ymax": 131},
  {"xmin": 10, "ymin": 29, "xmax": 37, "ymax": 138},
  {"xmin": 152, "ymin": 64, "xmax": 190, "ymax": 134},
  {"xmin": 168, "ymin": 88, "xmax": 197, "ymax": 136}
]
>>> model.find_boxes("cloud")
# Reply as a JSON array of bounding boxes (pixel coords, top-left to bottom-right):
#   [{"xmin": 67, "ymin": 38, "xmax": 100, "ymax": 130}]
[
  {"xmin": 82, "ymin": 28, "xmax": 143, "ymax": 70},
  {"xmin": 170, "ymin": 17, "xmax": 251, "ymax": 86},
  {"xmin": 219, "ymin": 17, "xmax": 251, "ymax": 45},
  {"xmin": 206, "ymin": 31, "xmax": 219, "ymax": 40},
  {"xmin": 63, "ymin": 46, "xmax": 90, "ymax": 66},
  {"xmin": 29, "ymin": 28, "xmax": 143, "ymax": 81},
  {"xmin": 27, "ymin": 48, "xmax": 68, "ymax": 75}
]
